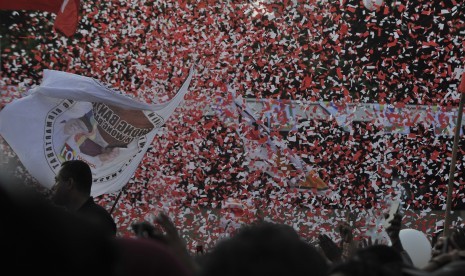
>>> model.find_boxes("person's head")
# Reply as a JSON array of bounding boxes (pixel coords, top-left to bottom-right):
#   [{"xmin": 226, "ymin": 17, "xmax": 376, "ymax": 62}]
[
  {"xmin": 449, "ymin": 227, "xmax": 465, "ymax": 250},
  {"xmin": 431, "ymin": 260, "xmax": 465, "ymax": 276},
  {"xmin": 0, "ymin": 178, "xmax": 116, "ymax": 276},
  {"xmin": 114, "ymin": 237, "xmax": 193, "ymax": 276},
  {"xmin": 432, "ymin": 227, "xmax": 465, "ymax": 257},
  {"xmin": 328, "ymin": 245, "xmax": 404, "ymax": 276},
  {"xmin": 52, "ymin": 160, "xmax": 93, "ymax": 206},
  {"xmin": 355, "ymin": 244, "xmax": 404, "ymax": 266},
  {"xmin": 200, "ymin": 222, "xmax": 328, "ymax": 276}
]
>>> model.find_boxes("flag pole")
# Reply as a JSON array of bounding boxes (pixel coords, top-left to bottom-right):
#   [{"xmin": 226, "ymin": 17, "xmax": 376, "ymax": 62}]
[
  {"xmin": 443, "ymin": 74, "xmax": 465, "ymax": 237},
  {"xmin": 110, "ymin": 187, "xmax": 125, "ymax": 215}
]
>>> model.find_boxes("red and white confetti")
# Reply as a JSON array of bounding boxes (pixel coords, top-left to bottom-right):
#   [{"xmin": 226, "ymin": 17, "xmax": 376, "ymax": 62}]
[{"xmin": 1, "ymin": 0, "xmax": 465, "ymax": 251}]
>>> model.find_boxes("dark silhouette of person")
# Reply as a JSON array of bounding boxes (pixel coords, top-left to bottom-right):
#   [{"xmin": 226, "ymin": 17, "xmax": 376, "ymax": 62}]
[
  {"xmin": 199, "ymin": 222, "xmax": 328, "ymax": 276},
  {"xmin": 328, "ymin": 245, "xmax": 406, "ymax": 276},
  {"xmin": 0, "ymin": 176, "xmax": 117, "ymax": 276},
  {"xmin": 51, "ymin": 159, "xmax": 117, "ymax": 236},
  {"xmin": 0, "ymin": 172, "xmax": 191, "ymax": 276}
]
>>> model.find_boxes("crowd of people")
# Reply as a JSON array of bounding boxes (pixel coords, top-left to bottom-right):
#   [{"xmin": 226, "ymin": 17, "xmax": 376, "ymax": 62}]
[
  {"xmin": 2, "ymin": 162, "xmax": 465, "ymax": 276},
  {"xmin": 1, "ymin": 0, "xmax": 465, "ymax": 235}
]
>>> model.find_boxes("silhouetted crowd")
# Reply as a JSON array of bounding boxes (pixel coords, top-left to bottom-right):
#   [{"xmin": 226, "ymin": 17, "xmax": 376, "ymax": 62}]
[{"xmin": 3, "ymin": 167, "xmax": 465, "ymax": 276}]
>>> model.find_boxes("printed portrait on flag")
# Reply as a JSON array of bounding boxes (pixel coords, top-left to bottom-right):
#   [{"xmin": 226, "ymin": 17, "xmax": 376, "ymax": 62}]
[{"xmin": 48, "ymin": 100, "xmax": 164, "ymax": 176}]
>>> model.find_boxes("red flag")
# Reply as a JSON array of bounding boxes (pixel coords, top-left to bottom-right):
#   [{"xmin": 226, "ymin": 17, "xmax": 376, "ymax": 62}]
[
  {"xmin": 0, "ymin": 0, "xmax": 80, "ymax": 37},
  {"xmin": 0, "ymin": 0, "xmax": 63, "ymax": 12},
  {"xmin": 459, "ymin": 72, "xmax": 465, "ymax": 94}
]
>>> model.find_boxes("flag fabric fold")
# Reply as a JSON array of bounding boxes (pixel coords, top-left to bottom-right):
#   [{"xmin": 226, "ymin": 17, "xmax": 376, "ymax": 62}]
[
  {"xmin": 54, "ymin": 0, "xmax": 80, "ymax": 37},
  {"xmin": 0, "ymin": 67, "xmax": 194, "ymax": 196}
]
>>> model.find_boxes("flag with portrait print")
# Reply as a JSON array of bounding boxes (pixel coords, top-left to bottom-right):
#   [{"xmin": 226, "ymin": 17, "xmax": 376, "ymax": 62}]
[{"xmin": 0, "ymin": 67, "xmax": 194, "ymax": 196}]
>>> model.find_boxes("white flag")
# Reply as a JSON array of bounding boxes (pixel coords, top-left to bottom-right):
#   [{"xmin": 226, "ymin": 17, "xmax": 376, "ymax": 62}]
[{"xmin": 0, "ymin": 67, "xmax": 194, "ymax": 196}]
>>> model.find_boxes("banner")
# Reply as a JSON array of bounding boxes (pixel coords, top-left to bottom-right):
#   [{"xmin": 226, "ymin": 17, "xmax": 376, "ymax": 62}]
[
  {"xmin": 374, "ymin": 104, "xmax": 411, "ymax": 135},
  {"xmin": 0, "ymin": 67, "xmax": 194, "ymax": 196},
  {"xmin": 217, "ymin": 85, "xmax": 328, "ymax": 191},
  {"xmin": 319, "ymin": 101, "xmax": 354, "ymax": 133}
]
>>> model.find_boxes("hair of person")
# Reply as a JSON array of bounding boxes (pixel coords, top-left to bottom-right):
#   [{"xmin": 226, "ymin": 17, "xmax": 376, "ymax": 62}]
[
  {"xmin": 199, "ymin": 221, "xmax": 328, "ymax": 276},
  {"xmin": 431, "ymin": 260, "xmax": 465, "ymax": 276},
  {"xmin": 329, "ymin": 245, "xmax": 405, "ymax": 276},
  {"xmin": 114, "ymin": 237, "xmax": 192, "ymax": 276},
  {"xmin": 60, "ymin": 160, "xmax": 93, "ymax": 194},
  {"xmin": 432, "ymin": 227, "xmax": 465, "ymax": 250},
  {"xmin": 450, "ymin": 227, "xmax": 465, "ymax": 250},
  {"xmin": 354, "ymin": 244, "xmax": 404, "ymax": 265}
]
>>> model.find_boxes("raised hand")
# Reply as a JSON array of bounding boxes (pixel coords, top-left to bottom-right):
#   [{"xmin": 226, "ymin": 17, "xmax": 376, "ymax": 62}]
[
  {"xmin": 385, "ymin": 213, "xmax": 403, "ymax": 252},
  {"xmin": 338, "ymin": 222, "xmax": 353, "ymax": 244},
  {"xmin": 131, "ymin": 220, "xmax": 167, "ymax": 242},
  {"xmin": 318, "ymin": 234, "xmax": 342, "ymax": 263},
  {"xmin": 358, "ymin": 236, "xmax": 380, "ymax": 249},
  {"xmin": 130, "ymin": 213, "xmax": 199, "ymax": 274},
  {"xmin": 423, "ymin": 249, "xmax": 465, "ymax": 272},
  {"xmin": 155, "ymin": 212, "xmax": 181, "ymax": 241},
  {"xmin": 154, "ymin": 212, "xmax": 199, "ymax": 273},
  {"xmin": 337, "ymin": 222, "xmax": 358, "ymax": 260},
  {"xmin": 384, "ymin": 212, "xmax": 414, "ymax": 266}
]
